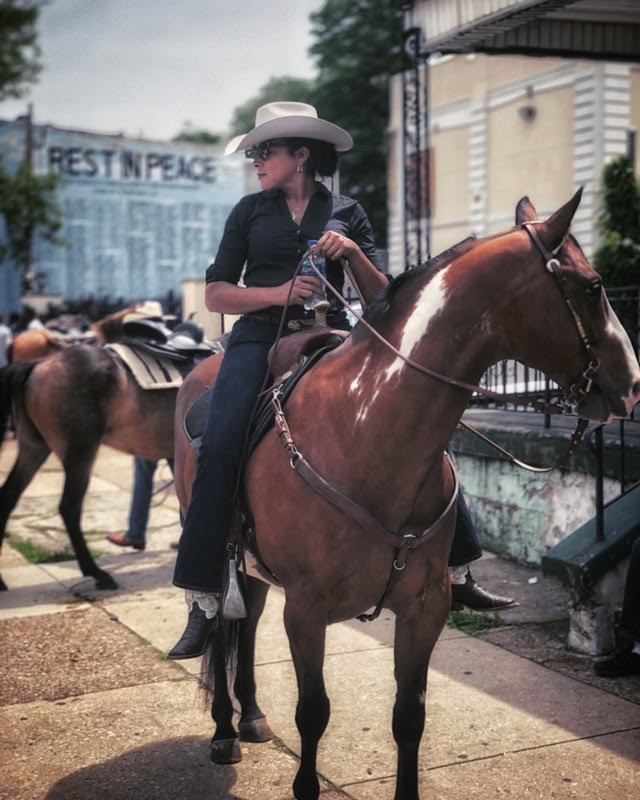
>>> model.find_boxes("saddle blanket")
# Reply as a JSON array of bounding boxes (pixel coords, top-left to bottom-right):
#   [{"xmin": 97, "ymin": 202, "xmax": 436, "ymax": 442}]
[{"xmin": 106, "ymin": 343, "xmax": 184, "ymax": 390}]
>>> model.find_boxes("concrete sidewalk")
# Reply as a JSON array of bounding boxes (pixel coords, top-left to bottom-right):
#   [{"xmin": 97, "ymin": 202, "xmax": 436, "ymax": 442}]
[{"xmin": 0, "ymin": 442, "xmax": 638, "ymax": 799}]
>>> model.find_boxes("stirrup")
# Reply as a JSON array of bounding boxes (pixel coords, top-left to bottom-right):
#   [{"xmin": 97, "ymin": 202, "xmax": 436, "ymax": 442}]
[{"xmin": 222, "ymin": 547, "xmax": 247, "ymax": 620}]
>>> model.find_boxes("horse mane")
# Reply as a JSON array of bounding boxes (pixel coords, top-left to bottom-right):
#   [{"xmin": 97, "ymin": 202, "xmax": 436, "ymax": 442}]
[
  {"xmin": 92, "ymin": 306, "xmax": 135, "ymax": 344},
  {"xmin": 362, "ymin": 235, "xmax": 479, "ymax": 326}
]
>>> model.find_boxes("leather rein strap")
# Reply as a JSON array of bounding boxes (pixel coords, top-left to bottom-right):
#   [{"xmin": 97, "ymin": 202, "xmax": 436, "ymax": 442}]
[{"xmin": 272, "ymin": 384, "xmax": 459, "ymax": 621}]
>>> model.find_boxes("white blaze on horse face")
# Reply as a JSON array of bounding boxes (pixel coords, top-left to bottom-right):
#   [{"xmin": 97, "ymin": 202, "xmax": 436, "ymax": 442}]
[
  {"xmin": 603, "ymin": 296, "xmax": 640, "ymax": 414},
  {"xmin": 382, "ymin": 268, "xmax": 450, "ymax": 385}
]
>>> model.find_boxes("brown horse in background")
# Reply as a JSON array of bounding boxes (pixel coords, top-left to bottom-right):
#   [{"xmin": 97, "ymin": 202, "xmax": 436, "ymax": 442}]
[
  {"xmin": 0, "ymin": 304, "xmax": 189, "ymax": 590},
  {"xmin": 8, "ymin": 305, "xmax": 137, "ymax": 362},
  {"xmin": 173, "ymin": 191, "xmax": 640, "ymax": 800},
  {"xmin": 9, "ymin": 328, "xmax": 70, "ymax": 362}
]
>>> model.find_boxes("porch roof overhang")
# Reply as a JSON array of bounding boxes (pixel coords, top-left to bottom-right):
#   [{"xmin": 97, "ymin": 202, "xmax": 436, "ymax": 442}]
[{"xmin": 399, "ymin": 0, "xmax": 640, "ymax": 63}]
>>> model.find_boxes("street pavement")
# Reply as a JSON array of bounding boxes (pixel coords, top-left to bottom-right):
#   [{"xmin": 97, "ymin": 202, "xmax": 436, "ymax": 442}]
[{"xmin": 0, "ymin": 441, "xmax": 638, "ymax": 799}]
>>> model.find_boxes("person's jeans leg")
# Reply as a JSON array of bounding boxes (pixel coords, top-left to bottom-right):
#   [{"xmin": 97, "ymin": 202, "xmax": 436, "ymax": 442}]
[
  {"xmin": 620, "ymin": 537, "xmax": 640, "ymax": 644},
  {"xmin": 173, "ymin": 330, "xmax": 272, "ymax": 593},
  {"xmin": 448, "ymin": 487, "xmax": 483, "ymax": 567},
  {"xmin": 126, "ymin": 458, "xmax": 157, "ymax": 546}
]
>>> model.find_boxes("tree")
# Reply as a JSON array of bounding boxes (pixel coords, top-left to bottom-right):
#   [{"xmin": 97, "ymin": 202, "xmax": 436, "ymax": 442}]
[
  {"xmin": 172, "ymin": 122, "xmax": 222, "ymax": 145},
  {"xmin": 0, "ymin": 160, "xmax": 65, "ymax": 290},
  {"xmin": 0, "ymin": 0, "xmax": 43, "ymax": 101},
  {"xmin": 593, "ymin": 155, "xmax": 640, "ymax": 287},
  {"xmin": 229, "ymin": 76, "xmax": 315, "ymax": 136},
  {"xmin": 309, "ymin": 0, "xmax": 404, "ymax": 246},
  {"xmin": 593, "ymin": 155, "xmax": 640, "ymax": 343}
]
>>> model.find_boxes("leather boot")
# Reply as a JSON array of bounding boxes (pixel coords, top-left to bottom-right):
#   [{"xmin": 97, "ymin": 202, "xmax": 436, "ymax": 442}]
[
  {"xmin": 451, "ymin": 569, "xmax": 517, "ymax": 611},
  {"xmin": 168, "ymin": 601, "xmax": 218, "ymax": 660}
]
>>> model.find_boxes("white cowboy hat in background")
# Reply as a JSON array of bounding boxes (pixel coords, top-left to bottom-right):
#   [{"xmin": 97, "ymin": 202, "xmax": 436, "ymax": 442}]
[
  {"xmin": 224, "ymin": 102, "xmax": 353, "ymax": 156},
  {"xmin": 123, "ymin": 300, "xmax": 163, "ymax": 323}
]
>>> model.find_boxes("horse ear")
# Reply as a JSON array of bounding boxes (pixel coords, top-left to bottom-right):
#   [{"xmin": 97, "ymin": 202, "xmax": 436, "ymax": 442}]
[
  {"xmin": 515, "ymin": 196, "xmax": 537, "ymax": 224},
  {"xmin": 536, "ymin": 187, "xmax": 584, "ymax": 250}
]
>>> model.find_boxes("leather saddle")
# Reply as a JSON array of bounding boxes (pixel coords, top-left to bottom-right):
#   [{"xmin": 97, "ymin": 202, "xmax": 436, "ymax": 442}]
[
  {"xmin": 121, "ymin": 318, "xmax": 226, "ymax": 364},
  {"xmin": 183, "ymin": 324, "xmax": 348, "ymax": 454}
]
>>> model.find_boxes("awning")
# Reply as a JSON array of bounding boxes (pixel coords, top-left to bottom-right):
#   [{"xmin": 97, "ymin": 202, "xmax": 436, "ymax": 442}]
[{"xmin": 407, "ymin": 0, "xmax": 640, "ymax": 62}]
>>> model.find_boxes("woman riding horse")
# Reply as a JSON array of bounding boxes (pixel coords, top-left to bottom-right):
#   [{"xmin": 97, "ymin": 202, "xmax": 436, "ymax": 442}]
[{"xmin": 169, "ymin": 102, "xmax": 512, "ymax": 660}]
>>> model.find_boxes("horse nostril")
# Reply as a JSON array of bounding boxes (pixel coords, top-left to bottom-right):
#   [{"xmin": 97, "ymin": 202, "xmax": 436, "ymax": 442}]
[{"xmin": 634, "ymin": 380, "xmax": 640, "ymax": 399}]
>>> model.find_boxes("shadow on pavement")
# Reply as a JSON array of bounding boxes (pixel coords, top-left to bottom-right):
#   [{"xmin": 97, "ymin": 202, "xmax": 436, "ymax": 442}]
[{"xmin": 45, "ymin": 736, "xmax": 239, "ymax": 800}]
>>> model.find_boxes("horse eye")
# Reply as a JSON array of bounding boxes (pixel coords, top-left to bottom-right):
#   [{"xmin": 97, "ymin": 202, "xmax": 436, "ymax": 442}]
[{"xmin": 586, "ymin": 279, "xmax": 602, "ymax": 297}]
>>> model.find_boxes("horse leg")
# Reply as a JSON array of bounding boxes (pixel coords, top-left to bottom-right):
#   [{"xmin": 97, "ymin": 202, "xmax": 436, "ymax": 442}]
[
  {"xmin": 59, "ymin": 446, "xmax": 117, "ymax": 590},
  {"xmin": 234, "ymin": 576, "xmax": 274, "ymax": 743},
  {"xmin": 209, "ymin": 577, "xmax": 274, "ymax": 763},
  {"xmin": 284, "ymin": 599, "xmax": 330, "ymax": 800},
  {"xmin": 0, "ymin": 439, "xmax": 51, "ymax": 590},
  {"xmin": 392, "ymin": 599, "xmax": 449, "ymax": 800}
]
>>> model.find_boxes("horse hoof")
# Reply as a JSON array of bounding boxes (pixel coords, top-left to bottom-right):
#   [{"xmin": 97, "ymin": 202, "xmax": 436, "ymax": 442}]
[
  {"xmin": 210, "ymin": 736, "xmax": 242, "ymax": 764},
  {"xmin": 239, "ymin": 716, "xmax": 274, "ymax": 743},
  {"xmin": 0, "ymin": 576, "xmax": 7, "ymax": 591},
  {"xmin": 95, "ymin": 574, "xmax": 118, "ymax": 590}
]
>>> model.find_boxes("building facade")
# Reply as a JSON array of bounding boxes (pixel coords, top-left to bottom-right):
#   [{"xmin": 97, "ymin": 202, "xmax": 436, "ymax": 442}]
[
  {"xmin": 0, "ymin": 117, "xmax": 246, "ymax": 316},
  {"xmin": 387, "ymin": 52, "xmax": 640, "ymax": 273}
]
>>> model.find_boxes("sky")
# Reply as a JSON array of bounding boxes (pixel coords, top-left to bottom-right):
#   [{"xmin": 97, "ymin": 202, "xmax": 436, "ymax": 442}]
[{"xmin": 0, "ymin": 0, "xmax": 326, "ymax": 142}]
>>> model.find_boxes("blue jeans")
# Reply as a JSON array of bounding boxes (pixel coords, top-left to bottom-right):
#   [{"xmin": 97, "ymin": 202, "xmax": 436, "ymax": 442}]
[
  {"xmin": 620, "ymin": 536, "xmax": 640, "ymax": 644},
  {"xmin": 173, "ymin": 318, "xmax": 281, "ymax": 592},
  {"xmin": 126, "ymin": 457, "xmax": 174, "ymax": 546},
  {"xmin": 449, "ymin": 488, "xmax": 483, "ymax": 568}
]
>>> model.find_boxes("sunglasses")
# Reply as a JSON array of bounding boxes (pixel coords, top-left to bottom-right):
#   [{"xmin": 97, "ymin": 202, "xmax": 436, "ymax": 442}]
[{"xmin": 244, "ymin": 139, "xmax": 290, "ymax": 160}]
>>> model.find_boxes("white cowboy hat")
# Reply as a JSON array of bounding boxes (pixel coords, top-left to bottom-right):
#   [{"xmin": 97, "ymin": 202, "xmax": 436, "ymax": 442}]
[
  {"xmin": 224, "ymin": 102, "xmax": 353, "ymax": 156},
  {"xmin": 123, "ymin": 300, "xmax": 163, "ymax": 323}
]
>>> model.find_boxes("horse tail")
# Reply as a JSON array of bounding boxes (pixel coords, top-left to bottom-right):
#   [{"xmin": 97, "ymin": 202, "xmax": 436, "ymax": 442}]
[
  {"xmin": 0, "ymin": 362, "xmax": 36, "ymax": 449},
  {"xmin": 198, "ymin": 619, "xmax": 240, "ymax": 708}
]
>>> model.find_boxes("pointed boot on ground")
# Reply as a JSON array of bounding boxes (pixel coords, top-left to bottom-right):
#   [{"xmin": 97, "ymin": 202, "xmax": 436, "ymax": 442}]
[
  {"xmin": 451, "ymin": 570, "xmax": 517, "ymax": 612},
  {"xmin": 167, "ymin": 601, "xmax": 218, "ymax": 660}
]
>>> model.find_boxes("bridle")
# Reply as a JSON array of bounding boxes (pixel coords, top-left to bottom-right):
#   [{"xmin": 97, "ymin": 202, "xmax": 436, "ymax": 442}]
[{"xmin": 521, "ymin": 222, "xmax": 601, "ymax": 410}]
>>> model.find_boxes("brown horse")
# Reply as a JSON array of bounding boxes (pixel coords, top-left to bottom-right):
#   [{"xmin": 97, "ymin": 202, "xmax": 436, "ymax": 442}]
[
  {"xmin": 8, "ymin": 306, "xmax": 136, "ymax": 363},
  {"xmin": 173, "ymin": 191, "xmax": 640, "ymax": 800},
  {"xmin": 0, "ymin": 304, "xmax": 194, "ymax": 590}
]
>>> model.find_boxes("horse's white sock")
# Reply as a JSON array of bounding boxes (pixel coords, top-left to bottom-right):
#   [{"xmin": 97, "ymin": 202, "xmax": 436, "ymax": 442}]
[
  {"xmin": 186, "ymin": 590, "xmax": 219, "ymax": 619},
  {"xmin": 449, "ymin": 564, "xmax": 469, "ymax": 585}
]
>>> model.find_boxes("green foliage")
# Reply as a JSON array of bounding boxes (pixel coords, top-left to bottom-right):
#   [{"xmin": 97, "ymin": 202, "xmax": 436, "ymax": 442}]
[
  {"xmin": 307, "ymin": 0, "xmax": 404, "ymax": 247},
  {"xmin": 10, "ymin": 538, "xmax": 76, "ymax": 563},
  {"xmin": 229, "ymin": 76, "xmax": 316, "ymax": 136},
  {"xmin": 172, "ymin": 125, "xmax": 222, "ymax": 145},
  {"xmin": 0, "ymin": 0, "xmax": 43, "ymax": 101},
  {"xmin": 0, "ymin": 159, "xmax": 65, "ymax": 279},
  {"xmin": 448, "ymin": 609, "xmax": 508, "ymax": 634},
  {"xmin": 593, "ymin": 156, "xmax": 640, "ymax": 288}
]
